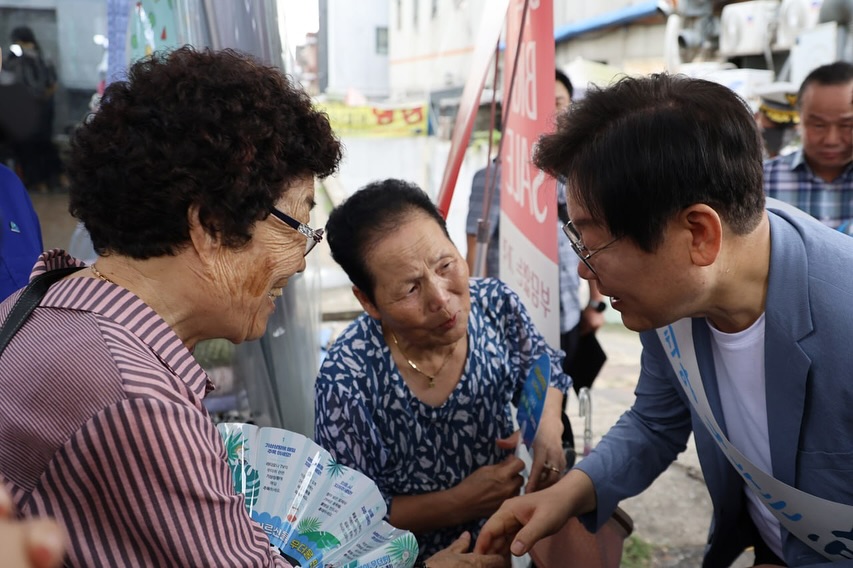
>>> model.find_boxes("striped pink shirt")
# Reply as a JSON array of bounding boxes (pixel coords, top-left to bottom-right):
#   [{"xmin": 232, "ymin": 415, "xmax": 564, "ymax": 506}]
[{"xmin": 0, "ymin": 250, "xmax": 291, "ymax": 567}]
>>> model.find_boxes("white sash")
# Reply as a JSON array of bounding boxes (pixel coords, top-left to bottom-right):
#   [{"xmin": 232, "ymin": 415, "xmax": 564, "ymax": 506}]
[{"xmin": 657, "ymin": 318, "xmax": 853, "ymax": 562}]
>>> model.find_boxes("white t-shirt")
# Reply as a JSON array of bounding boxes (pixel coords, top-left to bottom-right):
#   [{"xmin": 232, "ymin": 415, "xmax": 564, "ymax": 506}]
[{"xmin": 708, "ymin": 313, "xmax": 784, "ymax": 559}]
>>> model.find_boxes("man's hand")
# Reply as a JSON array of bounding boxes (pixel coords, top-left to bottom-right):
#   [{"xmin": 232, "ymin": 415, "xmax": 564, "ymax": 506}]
[
  {"xmin": 475, "ymin": 469, "xmax": 596, "ymax": 557},
  {"xmin": 425, "ymin": 532, "xmax": 507, "ymax": 568}
]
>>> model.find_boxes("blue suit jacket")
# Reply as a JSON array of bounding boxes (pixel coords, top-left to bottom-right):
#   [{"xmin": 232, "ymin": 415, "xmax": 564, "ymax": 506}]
[{"xmin": 576, "ymin": 209, "xmax": 853, "ymax": 567}]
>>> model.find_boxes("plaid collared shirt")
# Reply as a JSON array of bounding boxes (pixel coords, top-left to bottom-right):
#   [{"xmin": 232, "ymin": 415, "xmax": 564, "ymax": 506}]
[{"xmin": 764, "ymin": 149, "xmax": 853, "ymax": 232}]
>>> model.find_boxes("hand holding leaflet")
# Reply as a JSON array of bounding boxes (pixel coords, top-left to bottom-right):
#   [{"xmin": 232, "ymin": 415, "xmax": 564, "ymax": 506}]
[{"xmin": 218, "ymin": 423, "xmax": 418, "ymax": 568}]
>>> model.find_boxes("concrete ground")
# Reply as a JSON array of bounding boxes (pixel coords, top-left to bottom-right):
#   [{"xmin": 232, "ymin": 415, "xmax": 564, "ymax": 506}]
[{"xmin": 30, "ymin": 190, "xmax": 754, "ymax": 567}]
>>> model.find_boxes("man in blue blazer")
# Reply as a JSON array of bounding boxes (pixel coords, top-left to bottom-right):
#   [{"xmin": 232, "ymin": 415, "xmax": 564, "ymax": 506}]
[{"xmin": 475, "ymin": 73, "xmax": 853, "ymax": 567}]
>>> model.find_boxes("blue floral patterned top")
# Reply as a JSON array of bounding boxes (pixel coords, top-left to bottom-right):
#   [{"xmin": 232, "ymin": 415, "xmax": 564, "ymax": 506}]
[{"xmin": 314, "ymin": 278, "xmax": 570, "ymax": 559}]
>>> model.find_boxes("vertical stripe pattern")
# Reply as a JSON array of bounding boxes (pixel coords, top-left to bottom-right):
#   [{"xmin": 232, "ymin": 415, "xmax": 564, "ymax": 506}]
[{"xmin": 1, "ymin": 251, "xmax": 290, "ymax": 566}]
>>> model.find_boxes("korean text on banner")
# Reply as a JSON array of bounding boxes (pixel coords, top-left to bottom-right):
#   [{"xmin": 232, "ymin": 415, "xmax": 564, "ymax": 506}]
[{"xmin": 499, "ymin": 0, "xmax": 559, "ymax": 345}]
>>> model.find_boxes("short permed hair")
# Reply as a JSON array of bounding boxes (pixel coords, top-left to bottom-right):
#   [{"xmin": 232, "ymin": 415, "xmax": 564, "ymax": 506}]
[
  {"xmin": 325, "ymin": 178, "xmax": 449, "ymax": 304},
  {"xmin": 534, "ymin": 73, "xmax": 765, "ymax": 252},
  {"xmin": 68, "ymin": 46, "xmax": 342, "ymax": 259}
]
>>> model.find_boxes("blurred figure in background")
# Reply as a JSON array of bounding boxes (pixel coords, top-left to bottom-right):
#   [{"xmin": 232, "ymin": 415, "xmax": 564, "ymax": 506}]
[
  {"xmin": 753, "ymin": 83, "xmax": 799, "ymax": 159},
  {"xmin": 2, "ymin": 26, "xmax": 66, "ymax": 193},
  {"xmin": 764, "ymin": 61, "xmax": 853, "ymax": 231}
]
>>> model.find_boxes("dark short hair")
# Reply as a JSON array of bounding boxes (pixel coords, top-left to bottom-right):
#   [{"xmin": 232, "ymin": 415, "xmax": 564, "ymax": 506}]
[
  {"xmin": 797, "ymin": 61, "xmax": 853, "ymax": 107},
  {"xmin": 555, "ymin": 69, "xmax": 574, "ymax": 99},
  {"xmin": 68, "ymin": 46, "xmax": 341, "ymax": 259},
  {"xmin": 534, "ymin": 73, "xmax": 765, "ymax": 252},
  {"xmin": 326, "ymin": 179, "xmax": 449, "ymax": 304},
  {"xmin": 10, "ymin": 26, "xmax": 36, "ymax": 45}
]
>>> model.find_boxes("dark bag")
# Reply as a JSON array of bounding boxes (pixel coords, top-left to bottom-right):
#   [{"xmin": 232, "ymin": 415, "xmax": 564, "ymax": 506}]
[
  {"xmin": 0, "ymin": 267, "xmax": 78, "ymax": 356},
  {"xmin": 566, "ymin": 333, "xmax": 607, "ymax": 392},
  {"xmin": 530, "ymin": 506, "xmax": 634, "ymax": 568}
]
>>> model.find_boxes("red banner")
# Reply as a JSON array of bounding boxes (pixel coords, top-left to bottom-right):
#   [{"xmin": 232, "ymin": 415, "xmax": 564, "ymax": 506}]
[
  {"xmin": 500, "ymin": 0, "xmax": 559, "ymax": 343},
  {"xmin": 502, "ymin": 0, "xmax": 557, "ymax": 260}
]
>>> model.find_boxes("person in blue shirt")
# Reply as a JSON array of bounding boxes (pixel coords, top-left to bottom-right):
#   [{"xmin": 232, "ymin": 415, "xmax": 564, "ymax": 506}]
[{"xmin": 0, "ymin": 163, "xmax": 43, "ymax": 301}]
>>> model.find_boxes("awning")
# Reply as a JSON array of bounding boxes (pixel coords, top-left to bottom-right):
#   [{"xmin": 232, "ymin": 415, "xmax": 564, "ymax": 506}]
[{"xmin": 555, "ymin": 1, "xmax": 669, "ymax": 43}]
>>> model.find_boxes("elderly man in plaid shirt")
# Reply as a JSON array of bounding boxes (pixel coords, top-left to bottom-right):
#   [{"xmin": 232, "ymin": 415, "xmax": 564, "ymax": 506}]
[{"xmin": 764, "ymin": 61, "xmax": 853, "ymax": 232}]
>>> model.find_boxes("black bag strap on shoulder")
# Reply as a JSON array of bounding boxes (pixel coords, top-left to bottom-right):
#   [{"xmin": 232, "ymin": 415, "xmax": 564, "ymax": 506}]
[{"xmin": 0, "ymin": 266, "xmax": 80, "ymax": 356}]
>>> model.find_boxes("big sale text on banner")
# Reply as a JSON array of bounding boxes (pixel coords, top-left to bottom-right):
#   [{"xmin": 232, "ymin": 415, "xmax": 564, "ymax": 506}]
[{"xmin": 499, "ymin": 0, "xmax": 559, "ymax": 345}]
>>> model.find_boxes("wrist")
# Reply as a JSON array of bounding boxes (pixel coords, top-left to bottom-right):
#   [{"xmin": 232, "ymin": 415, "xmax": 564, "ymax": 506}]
[{"xmin": 586, "ymin": 299, "xmax": 607, "ymax": 313}]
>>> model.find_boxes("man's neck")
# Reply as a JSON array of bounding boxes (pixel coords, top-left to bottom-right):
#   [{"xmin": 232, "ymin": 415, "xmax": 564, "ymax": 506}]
[{"xmin": 704, "ymin": 216, "xmax": 771, "ymax": 334}]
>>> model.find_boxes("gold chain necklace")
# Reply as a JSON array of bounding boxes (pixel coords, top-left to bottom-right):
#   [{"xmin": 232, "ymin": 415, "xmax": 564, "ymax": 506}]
[
  {"xmin": 390, "ymin": 332, "xmax": 457, "ymax": 389},
  {"xmin": 90, "ymin": 264, "xmax": 116, "ymax": 285}
]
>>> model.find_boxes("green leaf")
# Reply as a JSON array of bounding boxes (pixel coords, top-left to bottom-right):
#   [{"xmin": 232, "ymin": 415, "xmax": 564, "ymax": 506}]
[
  {"xmin": 326, "ymin": 458, "xmax": 347, "ymax": 478},
  {"xmin": 387, "ymin": 534, "xmax": 418, "ymax": 565},
  {"xmin": 301, "ymin": 530, "xmax": 341, "ymax": 550},
  {"xmin": 297, "ymin": 516, "xmax": 322, "ymax": 534}
]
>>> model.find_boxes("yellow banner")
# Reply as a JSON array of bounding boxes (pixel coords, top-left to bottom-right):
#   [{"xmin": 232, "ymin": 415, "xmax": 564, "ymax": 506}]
[{"xmin": 316, "ymin": 102, "xmax": 428, "ymax": 137}]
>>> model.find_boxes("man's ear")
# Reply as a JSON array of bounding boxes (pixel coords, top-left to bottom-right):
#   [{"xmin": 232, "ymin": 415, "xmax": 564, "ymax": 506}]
[
  {"xmin": 187, "ymin": 205, "xmax": 221, "ymax": 264},
  {"xmin": 352, "ymin": 286, "xmax": 381, "ymax": 320},
  {"xmin": 682, "ymin": 204, "xmax": 722, "ymax": 267}
]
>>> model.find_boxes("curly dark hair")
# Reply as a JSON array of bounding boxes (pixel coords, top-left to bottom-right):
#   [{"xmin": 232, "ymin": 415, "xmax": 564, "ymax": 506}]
[{"xmin": 68, "ymin": 46, "xmax": 342, "ymax": 258}]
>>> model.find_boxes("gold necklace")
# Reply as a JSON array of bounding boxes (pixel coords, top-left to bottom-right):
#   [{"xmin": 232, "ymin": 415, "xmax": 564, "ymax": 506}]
[
  {"xmin": 390, "ymin": 332, "xmax": 457, "ymax": 389},
  {"xmin": 90, "ymin": 264, "xmax": 115, "ymax": 285}
]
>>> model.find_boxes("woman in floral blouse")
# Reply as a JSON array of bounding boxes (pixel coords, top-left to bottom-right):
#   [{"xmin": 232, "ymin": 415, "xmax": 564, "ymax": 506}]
[{"xmin": 315, "ymin": 178, "xmax": 571, "ymax": 560}]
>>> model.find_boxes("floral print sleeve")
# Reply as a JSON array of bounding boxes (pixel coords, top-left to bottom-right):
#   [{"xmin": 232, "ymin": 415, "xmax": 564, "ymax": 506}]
[
  {"xmin": 313, "ymin": 278, "xmax": 570, "ymax": 559},
  {"xmin": 478, "ymin": 278, "xmax": 571, "ymax": 402}
]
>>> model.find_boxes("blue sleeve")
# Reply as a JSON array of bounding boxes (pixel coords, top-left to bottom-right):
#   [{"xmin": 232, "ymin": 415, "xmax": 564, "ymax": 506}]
[
  {"xmin": 574, "ymin": 329, "xmax": 693, "ymax": 531},
  {"xmin": 466, "ymin": 168, "xmax": 487, "ymax": 235}
]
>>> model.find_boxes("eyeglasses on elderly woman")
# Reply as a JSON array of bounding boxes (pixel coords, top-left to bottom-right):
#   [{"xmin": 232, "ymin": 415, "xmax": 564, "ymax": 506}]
[{"xmin": 269, "ymin": 207, "xmax": 324, "ymax": 256}]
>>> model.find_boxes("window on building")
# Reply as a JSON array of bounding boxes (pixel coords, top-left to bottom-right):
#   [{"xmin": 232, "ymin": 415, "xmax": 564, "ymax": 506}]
[
  {"xmin": 396, "ymin": 0, "xmax": 402, "ymax": 29},
  {"xmin": 413, "ymin": 0, "xmax": 419, "ymax": 28},
  {"xmin": 376, "ymin": 26, "xmax": 388, "ymax": 55},
  {"xmin": 432, "ymin": 0, "xmax": 438, "ymax": 18}
]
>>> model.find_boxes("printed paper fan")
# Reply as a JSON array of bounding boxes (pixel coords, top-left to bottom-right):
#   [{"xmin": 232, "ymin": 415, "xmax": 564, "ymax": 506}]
[{"xmin": 218, "ymin": 423, "xmax": 418, "ymax": 568}]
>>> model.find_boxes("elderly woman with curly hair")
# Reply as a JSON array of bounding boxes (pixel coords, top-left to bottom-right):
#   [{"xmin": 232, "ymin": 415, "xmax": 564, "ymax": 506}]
[
  {"xmin": 0, "ymin": 47, "xmax": 339, "ymax": 566},
  {"xmin": 0, "ymin": 46, "xmax": 507, "ymax": 568}
]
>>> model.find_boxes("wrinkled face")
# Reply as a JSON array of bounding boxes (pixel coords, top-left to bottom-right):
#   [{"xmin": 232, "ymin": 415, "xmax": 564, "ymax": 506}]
[
  {"xmin": 799, "ymin": 81, "xmax": 853, "ymax": 179},
  {"xmin": 360, "ymin": 212, "xmax": 470, "ymax": 348},
  {"xmin": 566, "ymin": 196, "xmax": 700, "ymax": 332},
  {"xmin": 555, "ymin": 79, "xmax": 571, "ymax": 113},
  {"xmin": 210, "ymin": 176, "xmax": 315, "ymax": 342}
]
